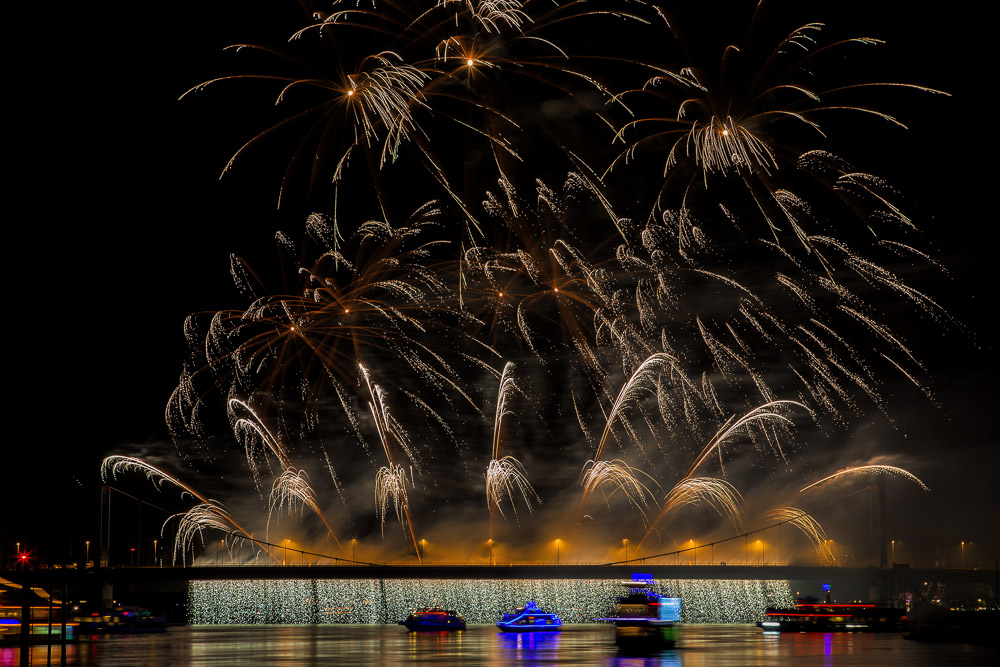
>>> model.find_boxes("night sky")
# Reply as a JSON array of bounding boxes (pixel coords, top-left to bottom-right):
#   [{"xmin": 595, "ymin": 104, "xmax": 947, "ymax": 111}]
[{"xmin": 8, "ymin": 1, "xmax": 995, "ymax": 568}]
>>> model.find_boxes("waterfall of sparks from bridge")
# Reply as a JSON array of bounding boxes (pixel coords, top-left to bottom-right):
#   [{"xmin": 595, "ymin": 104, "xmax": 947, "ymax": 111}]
[
  {"xmin": 486, "ymin": 361, "xmax": 539, "ymax": 543},
  {"xmin": 361, "ymin": 363, "xmax": 422, "ymax": 562},
  {"xmin": 189, "ymin": 577, "xmax": 794, "ymax": 624}
]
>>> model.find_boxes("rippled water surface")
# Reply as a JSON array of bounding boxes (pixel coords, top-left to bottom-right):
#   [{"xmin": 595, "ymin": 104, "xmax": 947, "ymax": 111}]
[{"xmin": 4, "ymin": 624, "xmax": 997, "ymax": 666}]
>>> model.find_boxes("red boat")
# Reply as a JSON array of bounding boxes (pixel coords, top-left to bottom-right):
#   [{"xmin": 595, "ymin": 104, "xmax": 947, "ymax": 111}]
[{"xmin": 759, "ymin": 601, "xmax": 909, "ymax": 632}]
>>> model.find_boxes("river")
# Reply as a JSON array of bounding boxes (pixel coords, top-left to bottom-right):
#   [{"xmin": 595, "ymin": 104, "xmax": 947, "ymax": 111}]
[{"xmin": 4, "ymin": 624, "xmax": 997, "ymax": 666}]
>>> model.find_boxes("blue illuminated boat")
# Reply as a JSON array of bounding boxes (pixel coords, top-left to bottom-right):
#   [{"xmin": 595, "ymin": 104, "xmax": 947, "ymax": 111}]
[
  {"xmin": 398, "ymin": 607, "xmax": 466, "ymax": 631},
  {"xmin": 496, "ymin": 600, "xmax": 563, "ymax": 632}
]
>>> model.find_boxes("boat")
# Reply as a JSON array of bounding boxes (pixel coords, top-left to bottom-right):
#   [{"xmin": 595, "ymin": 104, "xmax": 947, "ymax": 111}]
[
  {"xmin": 904, "ymin": 600, "xmax": 999, "ymax": 646},
  {"xmin": 496, "ymin": 600, "xmax": 562, "ymax": 632},
  {"xmin": 0, "ymin": 579, "xmax": 78, "ymax": 645},
  {"xmin": 74, "ymin": 605, "xmax": 167, "ymax": 633},
  {"xmin": 758, "ymin": 600, "xmax": 909, "ymax": 632},
  {"xmin": 398, "ymin": 607, "xmax": 466, "ymax": 631},
  {"xmin": 597, "ymin": 576, "xmax": 681, "ymax": 650}
]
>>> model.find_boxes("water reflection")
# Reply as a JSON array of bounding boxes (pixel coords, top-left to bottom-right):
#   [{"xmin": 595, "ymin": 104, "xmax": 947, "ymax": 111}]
[
  {"xmin": 3, "ymin": 624, "xmax": 998, "ymax": 666},
  {"xmin": 496, "ymin": 627, "xmax": 562, "ymax": 662},
  {"xmin": 612, "ymin": 651, "xmax": 683, "ymax": 667}
]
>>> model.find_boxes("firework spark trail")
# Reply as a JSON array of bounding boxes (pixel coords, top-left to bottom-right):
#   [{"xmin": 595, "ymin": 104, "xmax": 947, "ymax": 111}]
[
  {"xmin": 360, "ymin": 364, "xmax": 422, "ymax": 561},
  {"xmin": 683, "ymin": 400, "xmax": 804, "ymax": 479},
  {"xmin": 593, "ymin": 353, "xmax": 676, "ymax": 464},
  {"xmin": 635, "ymin": 400, "xmax": 803, "ymax": 554},
  {"xmin": 655, "ymin": 476, "xmax": 744, "ymax": 531},
  {"xmin": 229, "ymin": 398, "xmax": 295, "ymax": 483},
  {"xmin": 763, "ymin": 506, "xmax": 835, "ymax": 564},
  {"xmin": 485, "ymin": 362, "xmax": 539, "ymax": 538},
  {"xmin": 229, "ymin": 399, "xmax": 347, "ymax": 556},
  {"xmin": 486, "ymin": 457, "xmax": 538, "ymax": 521},
  {"xmin": 689, "ymin": 116, "xmax": 778, "ymax": 178},
  {"xmin": 580, "ymin": 459, "xmax": 655, "ymax": 518},
  {"xmin": 170, "ymin": 503, "xmax": 244, "ymax": 566},
  {"xmin": 268, "ymin": 469, "xmax": 317, "ymax": 524},
  {"xmin": 375, "ymin": 462, "xmax": 413, "ymax": 536},
  {"xmin": 101, "ymin": 456, "xmax": 278, "ymax": 563},
  {"xmin": 800, "ymin": 465, "xmax": 929, "ymax": 492},
  {"xmin": 568, "ymin": 353, "xmax": 675, "ymax": 542}
]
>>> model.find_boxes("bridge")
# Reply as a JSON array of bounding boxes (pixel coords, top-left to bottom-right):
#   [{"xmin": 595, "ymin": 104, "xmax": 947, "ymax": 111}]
[
  {"xmin": 21, "ymin": 562, "xmax": 995, "ymax": 610},
  {"xmin": 10, "ymin": 483, "xmax": 992, "ymax": 615}
]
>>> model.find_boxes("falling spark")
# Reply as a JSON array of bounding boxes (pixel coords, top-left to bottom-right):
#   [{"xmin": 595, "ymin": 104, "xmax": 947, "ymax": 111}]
[
  {"xmin": 800, "ymin": 465, "xmax": 929, "ymax": 492},
  {"xmin": 102, "ymin": 456, "xmax": 278, "ymax": 563},
  {"xmin": 485, "ymin": 362, "xmax": 539, "ymax": 534},
  {"xmin": 764, "ymin": 507, "xmax": 835, "ymax": 564}
]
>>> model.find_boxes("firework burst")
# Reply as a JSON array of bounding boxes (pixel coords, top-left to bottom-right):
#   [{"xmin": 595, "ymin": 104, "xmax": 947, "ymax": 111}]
[
  {"xmin": 106, "ymin": 1, "xmax": 958, "ymax": 564},
  {"xmin": 184, "ymin": 0, "xmax": 632, "ymax": 222},
  {"xmin": 608, "ymin": 1, "xmax": 947, "ymax": 255}
]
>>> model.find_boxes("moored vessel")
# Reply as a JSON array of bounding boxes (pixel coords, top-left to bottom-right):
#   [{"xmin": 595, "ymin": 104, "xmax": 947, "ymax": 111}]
[
  {"xmin": 758, "ymin": 601, "xmax": 908, "ymax": 632},
  {"xmin": 399, "ymin": 607, "xmax": 466, "ymax": 631},
  {"xmin": 74, "ymin": 605, "xmax": 167, "ymax": 633}
]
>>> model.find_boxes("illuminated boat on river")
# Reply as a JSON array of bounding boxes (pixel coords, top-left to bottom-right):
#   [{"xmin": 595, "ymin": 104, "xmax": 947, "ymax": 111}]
[
  {"xmin": 398, "ymin": 607, "xmax": 466, "ymax": 631},
  {"xmin": 496, "ymin": 600, "xmax": 562, "ymax": 632},
  {"xmin": 597, "ymin": 576, "xmax": 681, "ymax": 649},
  {"xmin": 74, "ymin": 605, "xmax": 167, "ymax": 633},
  {"xmin": 758, "ymin": 601, "xmax": 908, "ymax": 632}
]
